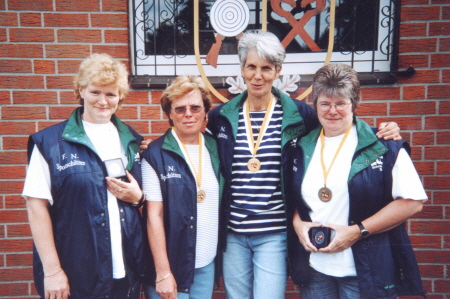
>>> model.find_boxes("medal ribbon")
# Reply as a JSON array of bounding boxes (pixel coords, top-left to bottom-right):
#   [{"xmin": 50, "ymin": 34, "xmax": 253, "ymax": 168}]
[
  {"xmin": 172, "ymin": 129, "xmax": 203, "ymax": 190},
  {"xmin": 320, "ymin": 125, "xmax": 352, "ymax": 187},
  {"xmin": 244, "ymin": 95, "xmax": 275, "ymax": 157}
]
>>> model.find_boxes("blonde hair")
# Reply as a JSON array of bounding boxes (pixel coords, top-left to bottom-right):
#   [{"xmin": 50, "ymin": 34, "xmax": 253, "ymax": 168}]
[
  {"xmin": 160, "ymin": 76, "xmax": 212, "ymax": 126},
  {"xmin": 74, "ymin": 53, "xmax": 129, "ymax": 106}
]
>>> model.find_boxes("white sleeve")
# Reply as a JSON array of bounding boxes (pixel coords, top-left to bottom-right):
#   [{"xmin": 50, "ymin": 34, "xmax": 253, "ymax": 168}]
[
  {"xmin": 22, "ymin": 145, "xmax": 54, "ymax": 205},
  {"xmin": 392, "ymin": 148, "xmax": 428, "ymax": 202},
  {"xmin": 142, "ymin": 158, "xmax": 163, "ymax": 202}
]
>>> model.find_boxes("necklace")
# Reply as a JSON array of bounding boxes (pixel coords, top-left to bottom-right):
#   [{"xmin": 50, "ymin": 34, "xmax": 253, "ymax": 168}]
[{"xmin": 318, "ymin": 126, "xmax": 352, "ymax": 202}]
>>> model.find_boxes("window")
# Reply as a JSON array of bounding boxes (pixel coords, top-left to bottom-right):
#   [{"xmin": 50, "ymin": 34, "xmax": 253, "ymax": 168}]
[{"xmin": 129, "ymin": 0, "xmax": 400, "ymax": 92}]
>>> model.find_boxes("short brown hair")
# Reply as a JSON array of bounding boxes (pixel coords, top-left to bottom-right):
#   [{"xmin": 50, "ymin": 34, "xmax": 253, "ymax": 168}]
[{"xmin": 160, "ymin": 75, "xmax": 212, "ymax": 126}]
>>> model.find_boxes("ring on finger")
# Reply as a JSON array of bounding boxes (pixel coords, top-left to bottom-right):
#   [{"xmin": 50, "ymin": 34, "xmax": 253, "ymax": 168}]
[{"xmin": 118, "ymin": 189, "xmax": 123, "ymax": 193}]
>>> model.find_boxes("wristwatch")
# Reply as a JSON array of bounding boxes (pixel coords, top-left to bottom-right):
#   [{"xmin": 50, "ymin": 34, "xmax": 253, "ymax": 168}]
[{"xmin": 357, "ymin": 223, "xmax": 370, "ymax": 238}]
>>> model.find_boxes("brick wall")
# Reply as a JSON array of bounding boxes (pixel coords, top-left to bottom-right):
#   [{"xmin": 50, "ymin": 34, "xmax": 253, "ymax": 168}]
[{"xmin": 0, "ymin": 0, "xmax": 449, "ymax": 297}]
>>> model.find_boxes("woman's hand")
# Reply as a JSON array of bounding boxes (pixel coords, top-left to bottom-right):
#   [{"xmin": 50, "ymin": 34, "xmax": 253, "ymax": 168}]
[
  {"xmin": 44, "ymin": 269, "xmax": 70, "ymax": 299},
  {"xmin": 376, "ymin": 122, "xmax": 401, "ymax": 140},
  {"xmin": 292, "ymin": 211, "xmax": 321, "ymax": 252},
  {"xmin": 106, "ymin": 171, "xmax": 142, "ymax": 203},
  {"xmin": 155, "ymin": 273, "xmax": 177, "ymax": 299},
  {"xmin": 319, "ymin": 224, "xmax": 360, "ymax": 254},
  {"xmin": 140, "ymin": 138, "xmax": 153, "ymax": 151}
]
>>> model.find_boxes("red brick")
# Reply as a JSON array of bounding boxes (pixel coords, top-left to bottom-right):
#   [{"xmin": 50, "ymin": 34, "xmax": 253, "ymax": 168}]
[
  {"xmin": 412, "ymin": 132, "xmax": 435, "ymax": 146},
  {"xmin": 46, "ymin": 75, "xmax": 74, "ymax": 89},
  {"xmin": 413, "ymin": 204, "xmax": 443, "ymax": 219},
  {"xmin": 401, "ymin": 0, "xmax": 428, "ymax": 4},
  {"xmin": 9, "ymin": 0, "xmax": 52, "ymax": 11},
  {"xmin": 125, "ymin": 91, "xmax": 149, "ymax": 105},
  {"xmin": 60, "ymin": 91, "xmax": 78, "ymax": 104},
  {"xmin": 376, "ymin": 116, "xmax": 422, "ymax": 130},
  {"xmin": 434, "ymin": 191, "xmax": 450, "ymax": 205},
  {"xmin": 44, "ymin": 13, "xmax": 89, "ymax": 27},
  {"xmin": 2, "ymin": 106, "xmax": 46, "ymax": 120},
  {"xmin": 141, "ymin": 106, "xmax": 162, "ymax": 119},
  {"xmin": 444, "ymin": 6, "xmax": 450, "ymax": 20},
  {"xmin": 45, "ymin": 44, "xmax": 90, "ymax": 58},
  {"xmin": 403, "ymin": 85, "xmax": 425, "ymax": 100},
  {"xmin": 425, "ymin": 116, "xmax": 450, "ymax": 130},
  {"xmin": 13, "ymin": 91, "xmax": 58, "ymax": 104},
  {"xmin": 34, "ymin": 60, "xmax": 56, "ymax": 74},
  {"xmin": 58, "ymin": 59, "xmax": 82, "ymax": 74},
  {"xmin": 0, "ymin": 0, "xmax": 5, "ymax": 9},
  {"xmin": 49, "ymin": 106, "xmax": 77, "ymax": 119},
  {"xmin": 56, "ymin": 0, "xmax": 100, "ymax": 11},
  {"xmin": 437, "ymin": 161, "xmax": 450, "ymax": 175},
  {"xmin": 0, "ymin": 90, "xmax": 10, "ymax": 104},
  {"xmin": 410, "ymin": 235, "xmax": 442, "ymax": 249},
  {"xmin": 431, "ymin": 54, "xmax": 450, "ymax": 68},
  {"xmin": 400, "ymin": 22, "xmax": 427, "ymax": 38},
  {"xmin": 7, "ymin": 224, "xmax": 31, "ymax": 238},
  {"xmin": 0, "ymin": 12, "xmax": 18, "ymax": 26},
  {"xmin": 0, "ymin": 152, "xmax": 28, "ymax": 165},
  {"xmin": 419, "ymin": 264, "xmax": 444, "ymax": 278},
  {"xmin": 354, "ymin": 102, "xmax": 387, "ymax": 116},
  {"xmin": 57, "ymin": 29, "xmax": 102, "ymax": 43},
  {"xmin": 114, "ymin": 106, "xmax": 138, "ymax": 119},
  {"xmin": 415, "ymin": 250, "xmax": 450, "ymax": 264},
  {"xmin": 0, "ymin": 44, "xmax": 43, "ymax": 58},
  {"xmin": 3, "ymin": 136, "xmax": 29, "ymax": 150},
  {"xmin": 102, "ymin": 0, "xmax": 127, "ymax": 12},
  {"xmin": 413, "ymin": 161, "xmax": 435, "ymax": 175},
  {"xmin": 0, "ymin": 75, "xmax": 44, "ymax": 89},
  {"xmin": 399, "ymin": 38, "xmax": 437, "ymax": 53},
  {"xmin": 412, "ymin": 220, "xmax": 450, "ymax": 234},
  {"xmin": 360, "ymin": 87, "xmax": 400, "ymax": 101},
  {"xmin": 425, "ymin": 146, "xmax": 450, "ymax": 160},
  {"xmin": 6, "ymin": 253, "xmax": 33, "ymax": 267},
  {"xmin": 91, "ymin": 13, "xmax": 128, "ymax": 28},
  {"xmin": 0, "ymin": 166, "xmax": 26, "ymax": 179},
  {"xmin": 0, "ymin": 59, "xmax": 32, "ymax": 73},
  {"xmin": 440, "ymin": 38, "xmax": 450, "ymax": 52},
  {"xmin": 6, "ymin": 195, "xmax": 28, "ymax": 209},
  {"xmin": 10, "ymin": 28, "xmax": 54, "ymax": 42},
  {"xmin": 92, "ymin": 45, "xmax": 129, "ymax": 59},
  {"xmin": 0, "ymin": 27, "xmax": 6, "ymax": 41},
  {"xmin": 435, "ymin": 279, "xmax": 450, "ymax": 293},
  {"xmin": 0, "ymin": 282, "xmax": 32, "ymax": 296},
  {"xmin": 38, "ymin": 121, "xmax": 62, "ymax": 131},
  {"xmin": 151, "ymin": 91, "xmax": 164, "ymax": 104},
  {"xmin": 391, "ymin": 101, "xmax": 436, "ymax": 115},
  {"xmin": 423, "ymin": 176, "xmax": 450, "ymax": 189},
  {"xmin": 437, "ymin": 131, "xmax": 450, "ymax": 144},
  {"xmin": 151, "ymin": 120, "xmax": 171, "ymax": 134},
  {"xmin": 398, "ymin": 54, "xmax": 429, "ymax": 69},
  {"xmin": 398, "ymin": 70, "xmax": 440, "ymax": 84},
  {"xmin": 410, "ymin": 145, "xmax": 422, "ymax": 160},
  {"xmin": 19, "ymin": 12, "xmax": 42, "ymax": 26},
  {"xmin": 0, "ymin": 210, "xmax": 28, "ymax": 224},
  {"xmin": 443, "ymin": 69, "xmax": 450, "ymax": 83},
  {"xmin": 430, "ymin": 22, "xmax": 450, "ymax": 36},
  {"xmin": 400, "ymin": 6, "xmax": 440, "ymax": 21},
  {"xmin": 0, "ymin": 121, "xmax": 35, "ymax": 135},
  {"xmin": 121, "ymin": 120, "xmax": 149, "ymax": 135},
  {"xmin": 105, "ymin": 29, "xmax": 129, "ymax": 43},
  {"xmin": 428, "ymin": 85, "xmax": 450, "ymax": 100}
]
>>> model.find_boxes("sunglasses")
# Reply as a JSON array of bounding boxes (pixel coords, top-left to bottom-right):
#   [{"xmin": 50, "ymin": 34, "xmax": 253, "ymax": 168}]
[{"xmin": 172, "ymin": 105, "xmax": 204, "ymax": 114}]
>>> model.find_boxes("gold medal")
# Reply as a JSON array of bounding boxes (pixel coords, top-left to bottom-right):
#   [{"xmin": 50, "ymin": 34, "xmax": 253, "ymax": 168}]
[
  {"xmin": 318, "ymin": 186, "xmax": 332, "ymax": 202},
  {"xmin": 247, "ymin": 157, "xmax": 261, "ymax": 172},
  {"xmin": 197, "ymin": 189, "xmax": 206, "ymax": 203}
]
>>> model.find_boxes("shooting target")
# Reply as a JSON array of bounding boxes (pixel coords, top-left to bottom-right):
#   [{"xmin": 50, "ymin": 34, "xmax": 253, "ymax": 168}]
[{"xmin": 210, "ymin": 0, "xmax": 250, "ymax": 37}]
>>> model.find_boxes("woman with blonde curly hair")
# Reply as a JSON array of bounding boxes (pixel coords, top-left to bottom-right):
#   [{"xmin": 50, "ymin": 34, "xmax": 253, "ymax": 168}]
[{"xmin": 23, "ymin": 53, "xmax": 148, "ymax": 299}]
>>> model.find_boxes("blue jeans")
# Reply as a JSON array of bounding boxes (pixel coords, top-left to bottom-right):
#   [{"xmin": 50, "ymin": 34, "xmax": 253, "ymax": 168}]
[
  {"xmin": 145, "ymin": 260, "xmax": 215, "ymax": 299},
  {"xmin": 300, "ymin": 267, "xmax": 361, "ymax": 299},
  {"xmin": 223, "ymin": 232, "xmax": 287, "ymax": 299}
]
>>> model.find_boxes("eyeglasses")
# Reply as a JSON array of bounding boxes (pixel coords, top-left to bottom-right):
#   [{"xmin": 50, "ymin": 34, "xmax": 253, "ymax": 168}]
[
  {"xmin": 172, "ymin": 105, "xmax": 204, "ymax": 114},
  {"xmin": 317, "ymin": 102, "xmax": 351, "ymax": 112}
]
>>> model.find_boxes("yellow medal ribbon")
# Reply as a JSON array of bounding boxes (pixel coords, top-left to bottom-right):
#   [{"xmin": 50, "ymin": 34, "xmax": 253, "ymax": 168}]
[
  {"xmin": 320, "ymin": 125, "xmax": 353, "ymax": 188},
  {"xmin": 245, "ymin": 95, "xmax": 275, "ymax": 156}
]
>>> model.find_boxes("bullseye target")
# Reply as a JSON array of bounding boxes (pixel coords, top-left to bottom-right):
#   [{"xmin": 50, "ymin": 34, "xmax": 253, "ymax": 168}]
[{"xmin": 210, "ymin": 0, "xmax": 250, "ymax": 37}]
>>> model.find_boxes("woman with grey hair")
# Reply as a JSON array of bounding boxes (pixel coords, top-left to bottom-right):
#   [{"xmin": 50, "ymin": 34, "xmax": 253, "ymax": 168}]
[
  {"xmin": 206, "ymin": 32, "xmax": 401, "ymax": 298},
  {"xmin": 286, "ymin": 63, "xmax": 426, "ymax": 298}
]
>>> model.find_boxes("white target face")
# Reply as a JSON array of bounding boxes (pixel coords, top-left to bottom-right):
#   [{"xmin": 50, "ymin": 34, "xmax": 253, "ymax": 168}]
[{"xmin": 210, "ymin": 0, "xmax": 250, "ymax": 37}]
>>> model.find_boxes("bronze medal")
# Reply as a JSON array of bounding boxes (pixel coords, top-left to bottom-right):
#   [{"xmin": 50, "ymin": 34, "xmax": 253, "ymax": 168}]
[
  {"xmin": 197, "ymin": 189, "xmax": 206, "ymax": 203},
  {"xmin": 247, "ymin": 157, "xmax": 261, "ymax": 172},
  {"xmin": 318, "ymin": 186, "xmax": 332, "ymax": 202}
]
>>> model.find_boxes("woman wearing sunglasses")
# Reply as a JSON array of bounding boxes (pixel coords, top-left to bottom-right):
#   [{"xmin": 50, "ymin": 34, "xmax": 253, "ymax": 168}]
[{"xmin": 141, "ymin": 75, "xmax": 223, "ymax": 299}]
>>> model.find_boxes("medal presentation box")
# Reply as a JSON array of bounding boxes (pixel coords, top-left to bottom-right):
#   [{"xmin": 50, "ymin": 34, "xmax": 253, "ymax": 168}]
[{"xmin": 104, "ymin": 158, "xmax": 126, "ymax": 179}]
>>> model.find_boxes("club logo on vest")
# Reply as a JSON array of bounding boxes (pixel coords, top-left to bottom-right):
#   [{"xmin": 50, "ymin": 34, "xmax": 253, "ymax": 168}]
[
  {"xmin": 370, "ymin": 156, "xmax": 383, "ymax": 171},
  {"xmin": 218, "ymin": 127, "xmax": 228, "ymax": 139},
  {"xmin": 56, "ymin": 152, "xmax": 86, "ymax": 171},
  {"xmin": 160, "ymin": 165, "xmax": 182, "ymax": 181}
]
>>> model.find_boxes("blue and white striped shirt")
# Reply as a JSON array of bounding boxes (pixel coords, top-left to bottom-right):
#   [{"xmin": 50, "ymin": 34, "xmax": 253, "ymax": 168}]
[{"xmin": 229, "ymin": 99, "xmax": 286, "ymax": 235}]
